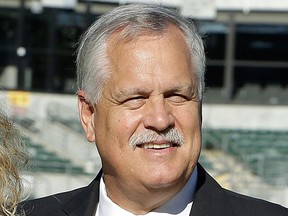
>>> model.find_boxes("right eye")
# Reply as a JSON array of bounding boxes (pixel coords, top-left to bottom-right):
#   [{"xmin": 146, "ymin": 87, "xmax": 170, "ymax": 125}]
[{"xmin": 122, "ymin": 96, "xmax": 146, "ymax": 109}]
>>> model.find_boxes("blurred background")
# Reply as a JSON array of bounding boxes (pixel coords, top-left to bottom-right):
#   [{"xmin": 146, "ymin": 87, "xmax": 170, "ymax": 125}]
[{"xmin": 0, "ymin": 0, "xmax": 288, "ymax": 207}]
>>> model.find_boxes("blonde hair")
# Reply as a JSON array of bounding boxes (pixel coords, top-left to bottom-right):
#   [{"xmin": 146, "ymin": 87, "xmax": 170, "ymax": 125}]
[{"xmin": 0, "ymin": 112, "xmax": 28, "ymax": 216}]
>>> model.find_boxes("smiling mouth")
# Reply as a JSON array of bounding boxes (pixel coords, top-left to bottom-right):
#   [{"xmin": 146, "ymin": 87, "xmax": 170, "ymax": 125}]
[{"xmin": 138, "ymin": 143, "xmax": 179, "ymax": 149}]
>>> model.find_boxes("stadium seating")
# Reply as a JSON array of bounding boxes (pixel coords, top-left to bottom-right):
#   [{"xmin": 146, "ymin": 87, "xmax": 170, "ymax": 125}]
[
  {"xmin": 202, "ymin": 128, "xmax": 288, "ymax": 185},
  {"xmin": 24, "ymin": 136, "xmax": 88, "ymax": 175}
]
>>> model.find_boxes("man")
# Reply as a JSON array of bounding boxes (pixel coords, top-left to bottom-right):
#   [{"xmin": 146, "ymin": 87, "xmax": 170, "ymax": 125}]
[
  {"xmin": 0, "ymin": 110, "xmax": 28, "ymax": 216},
  {"xmin": 22, "ymin": 4, "xmax": 288, "ymax": 216}
]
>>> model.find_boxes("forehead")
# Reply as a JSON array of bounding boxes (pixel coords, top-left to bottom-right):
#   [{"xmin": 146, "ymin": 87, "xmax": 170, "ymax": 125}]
[
  {"xmin": 107, "ymin": 24, "xmax": 192, "ymax": 68},
  {"xmin": 107, "ymin": 23, "xmax": 188, "ymax": 53},
  {"xmin": 104, "ymin": 25, "xmax": 194, "ymax": 91}
]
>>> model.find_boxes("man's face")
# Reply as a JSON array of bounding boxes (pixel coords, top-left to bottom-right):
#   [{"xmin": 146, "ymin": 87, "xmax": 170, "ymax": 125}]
[{"xmin": 79, "ymin": 25, "xmax": 202, "ymax": 200}]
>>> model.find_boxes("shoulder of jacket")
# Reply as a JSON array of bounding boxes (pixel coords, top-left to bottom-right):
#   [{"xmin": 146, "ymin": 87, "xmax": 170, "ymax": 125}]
[
  {"xmin": 224, "ymin": 189, "xmax": 288, "ymax": 216},
  {"xmin": 20, "ymin": 186, "xmax": 86, "ymax": 215}
]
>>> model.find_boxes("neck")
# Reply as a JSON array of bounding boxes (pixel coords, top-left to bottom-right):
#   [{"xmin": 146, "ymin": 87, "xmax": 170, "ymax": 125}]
[{"xmin": 103, "ymin": 171, "xmax": 194, "ymax": 214}]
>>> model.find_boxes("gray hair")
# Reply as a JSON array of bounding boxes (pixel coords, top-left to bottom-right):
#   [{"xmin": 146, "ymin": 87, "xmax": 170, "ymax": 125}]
[{"xmin": 76, "ymin": 4, "xmax": 206, "ymax": 104}]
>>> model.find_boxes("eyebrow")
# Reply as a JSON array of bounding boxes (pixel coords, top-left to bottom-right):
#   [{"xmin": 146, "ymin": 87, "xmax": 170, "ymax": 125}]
[
  {"xmin": 116, "ymin": 88, "xmax": 151, "ymax": 98},
  {"xmin": 116, "ymin": 84, "xmax": 196, "ymax": 97},
  {"xmin": 165, "ymin": 84, "xmax": 194, "ymax": 93}
]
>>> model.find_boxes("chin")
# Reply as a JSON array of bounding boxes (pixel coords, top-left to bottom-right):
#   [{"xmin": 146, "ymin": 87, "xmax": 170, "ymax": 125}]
[{"xmin": 143, "ymin": 169, "xmax": 186, "ymax": 189}]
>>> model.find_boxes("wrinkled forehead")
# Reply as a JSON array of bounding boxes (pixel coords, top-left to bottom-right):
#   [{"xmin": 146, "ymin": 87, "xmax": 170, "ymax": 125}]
[
  {"xmin": 105, "ymin": 25, "xmax": 194, "ymax": 84},
  {"xmin": 105, "ymin": 26, "xmax": 195, "ymax": 86},
  {"xmin": 106, "ymin": 24, "xmax": 190, "ymax": 63}
]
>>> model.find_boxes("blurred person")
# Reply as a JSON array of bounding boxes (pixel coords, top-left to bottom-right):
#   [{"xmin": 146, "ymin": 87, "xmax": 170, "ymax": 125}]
[
  {"xmin": 0, "ymin": 110, "xmax": 29, "ymax": 216},
  {"xmin": 22, "ymin": 4, "xmax": 288, "ymax": 216}
]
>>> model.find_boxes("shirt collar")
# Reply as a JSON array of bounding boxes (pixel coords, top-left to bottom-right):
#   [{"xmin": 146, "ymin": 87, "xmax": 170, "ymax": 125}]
[{"xmin": 97, "ymin": 166, "xmax": 198, "ymax": 216}]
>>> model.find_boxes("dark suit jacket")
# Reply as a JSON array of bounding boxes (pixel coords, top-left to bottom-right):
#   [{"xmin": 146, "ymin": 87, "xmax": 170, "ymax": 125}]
[{"xmin": 21, "ymin": 164, "xmax": 288, "ymax": 216}]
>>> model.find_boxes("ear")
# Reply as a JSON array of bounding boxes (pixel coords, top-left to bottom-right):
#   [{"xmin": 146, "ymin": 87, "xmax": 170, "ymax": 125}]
[{"xmin": 78, "ymin": 91, "xmax": 96, "ymax": 142}]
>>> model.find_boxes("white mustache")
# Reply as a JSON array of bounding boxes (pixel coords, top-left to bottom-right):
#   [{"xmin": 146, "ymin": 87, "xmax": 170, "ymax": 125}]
[{"xmin": 129, "ymin": 128, "xmax": 185, "ymax": 148}]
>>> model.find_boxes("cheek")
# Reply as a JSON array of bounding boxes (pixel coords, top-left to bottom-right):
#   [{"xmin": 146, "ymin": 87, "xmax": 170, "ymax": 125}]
[{"xmin": 110, "ymin": 110, "xmax": 143, "ymax": 142}]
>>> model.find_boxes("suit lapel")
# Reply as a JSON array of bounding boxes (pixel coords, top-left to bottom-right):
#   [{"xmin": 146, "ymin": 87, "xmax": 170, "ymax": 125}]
[
  {"xmin": 190, "ymin": 164, "xmax": 235, "ymax": 216},
  {"xmin": 62, "ymin": 171, "xmax": 102, "ymax": 216}
]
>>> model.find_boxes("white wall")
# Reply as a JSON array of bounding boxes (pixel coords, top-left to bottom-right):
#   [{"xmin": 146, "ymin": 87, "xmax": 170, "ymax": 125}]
[{"xmin": 203, "ymin": 104, "xmax": 288, "ymax": 131}]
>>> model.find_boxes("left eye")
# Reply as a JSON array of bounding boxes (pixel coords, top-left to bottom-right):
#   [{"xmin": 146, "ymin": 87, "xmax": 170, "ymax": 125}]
[{"xmin": 167, "ymin": 95, "xmax": 188, "ymax": 103}]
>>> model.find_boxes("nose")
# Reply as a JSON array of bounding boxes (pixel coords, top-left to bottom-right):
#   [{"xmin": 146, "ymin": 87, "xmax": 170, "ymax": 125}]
[{"xmin": 143, "ymin": 97, "xmax": 175, "ymax": 132}]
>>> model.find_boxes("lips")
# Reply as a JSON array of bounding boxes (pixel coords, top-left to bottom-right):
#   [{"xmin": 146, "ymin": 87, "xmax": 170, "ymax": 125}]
[{"xmin": 138, "ymin": 143, "xmax": 179, "ymax": 149}]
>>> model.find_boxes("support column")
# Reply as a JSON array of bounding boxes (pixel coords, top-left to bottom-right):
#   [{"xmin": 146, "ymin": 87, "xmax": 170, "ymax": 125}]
[
  {"xmin": 17, "ymin": 0, "xmax": 26, "ymax": 90},
  {"xmin": 46, "ymin": 8, "xmax": 57, "ymax": 91},
  {"xmin": 223, "ymin": 14, "xmax": 236, "ymax": 102}
]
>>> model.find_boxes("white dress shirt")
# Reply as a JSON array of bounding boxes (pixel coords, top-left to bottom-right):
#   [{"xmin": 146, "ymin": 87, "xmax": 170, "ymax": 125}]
[{"xmin": 95, "ymin": 167, "xmax": 198, "ymax": 216}]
